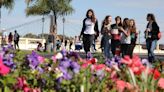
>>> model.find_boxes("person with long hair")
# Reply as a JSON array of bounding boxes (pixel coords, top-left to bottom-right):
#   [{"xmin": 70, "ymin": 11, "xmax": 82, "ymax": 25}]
[
  {"xmin": 101, "ymin": 15, "xmax": 112, "ymax": 59},
  {"xmin": 8, "ymin": 32, "xmax": 13, "ymax": 44},
  {"xmin": 127, "ymin": 19, "xmax": 138, "ymax": 58},
  {"xmin": 145, "ymin": 13, "xmax": 160, "ymax": 62},
  {"xmin": 80, "ymin": 9, "xmax": 99, "ymax": 58},
  {"xmin": 120, "ymin": 18, "xmax": 130, "ymax": 57},
  {"xmin": 111, "ymin": 16, "xmax": 123, "ymax": 56}
]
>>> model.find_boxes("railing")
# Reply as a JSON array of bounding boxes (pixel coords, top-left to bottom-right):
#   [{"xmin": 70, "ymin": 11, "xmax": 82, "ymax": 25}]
[
  {"xmin": 0, "ymin": 36, "xmax": 46, "ymax": 50},
  {"xmin": 0, "ymin": 36, "xmax": 164, "ymax": 55}
]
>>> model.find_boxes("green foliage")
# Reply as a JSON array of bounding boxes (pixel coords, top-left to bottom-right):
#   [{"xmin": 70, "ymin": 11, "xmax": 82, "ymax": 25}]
[{"xmin": 26, "ymin": 0, "xmax": 74, "ymax": 16}]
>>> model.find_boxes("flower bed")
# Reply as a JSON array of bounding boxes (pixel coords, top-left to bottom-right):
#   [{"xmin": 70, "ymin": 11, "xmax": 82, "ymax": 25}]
[{"xmin": 0, "ymin": 45, "xmax": 164, "ymax": 92}]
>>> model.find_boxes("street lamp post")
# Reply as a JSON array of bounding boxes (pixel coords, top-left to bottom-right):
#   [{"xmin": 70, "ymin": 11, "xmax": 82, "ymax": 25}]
[
  {"xmin": 138, "ymin": 30, "xmax": 141, "ymax": 54},
  {"xmin": 62, "ymin": 17, "xmax": 65, "ymax": 47},
  {"xmin": 0, "ymin": 7, "xmax": 1, "ymax": 31},
  {"xmin": 42, "ymin": 15, "xmax": 45, "ymax": 39}
]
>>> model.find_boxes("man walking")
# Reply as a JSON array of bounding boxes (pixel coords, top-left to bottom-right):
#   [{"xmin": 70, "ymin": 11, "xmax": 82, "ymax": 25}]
[{"xmin": 14, "ymin": 30, "xmax": 20, "ymax": 50}]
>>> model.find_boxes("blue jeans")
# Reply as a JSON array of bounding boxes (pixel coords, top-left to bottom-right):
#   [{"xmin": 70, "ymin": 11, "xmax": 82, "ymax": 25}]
[
  {"xmin": 103, "ymin": 36, "xmax": 111, "ymax": 59},
  {"xmin": 146, "ymin": 39, "xmax": 157, "ymax": 62}
]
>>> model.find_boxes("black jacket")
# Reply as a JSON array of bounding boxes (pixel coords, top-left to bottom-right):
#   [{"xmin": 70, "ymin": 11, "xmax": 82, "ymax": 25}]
[{"xmin": 147, "ymin": 22, "xmax": 160, "ymax": 40}]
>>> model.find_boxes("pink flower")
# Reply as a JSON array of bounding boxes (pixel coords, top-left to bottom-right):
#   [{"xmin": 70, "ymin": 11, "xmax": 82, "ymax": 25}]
[
  {"xmin": 0, "ymin": 56, "xmax": 2, "ymax": 64},
  {"xmin": 81, "ymin": 63, "xmax": 89, "ymax": 69},
  {"xmin": 121, "ymin": 55, "xmax": 132, "ymax": 65},
  {"xmin": 37, "ymin": 56, "xmax": 45, "ymax": 63},
  {"xmin": 116, "ymin": 80, "xmax": 126, "ymax": 92},
  {"xmin": 16, "ymin": 77, "xmax": 24, "ymax": 89},
  {"xmin": 126, "ymin": 82, "xmax": 133, "ymax": 90},
  {"xmin": 32, "ymin": 88, "xmax": 41, "ymax": 92},
  {"xmin": 23, "ymin": 87, "xmax": 31, "ymax": 92},
  {"xmin": 111, "ymin": 70, "xmax": 117, "ymax": 80},
  {"xmin": 105, "ymin": 67, "xmax": 111, "ymax": 72},
  {"xmin": 0, "ymin": 57, "xmax": 10, "ymax": 76},
  {"xmin": 158, "ymin": 78, "xmax": 164, "ymax": 89},
  {"xmin": 0, "ymin": 63, "xmax": 10, "ymax": 76},
  {"xmin": 93, "ymin": 64, "xmax": 105, "ymax": 71},
  {"xmin": 51, "ymin": 56, "xmax": 56, "ymax": 63},
  {"xmin": 121, "ymin": 55, "xmax": 145, "ymax": 75}
]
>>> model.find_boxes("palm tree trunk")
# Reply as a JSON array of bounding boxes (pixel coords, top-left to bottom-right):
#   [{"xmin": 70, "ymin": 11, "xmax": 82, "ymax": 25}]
[
  {"xmin": 53, "ymin": 11, "xmax": 57, "ymax": 53},
  {"xmin": 0, "ymin": 5, "xmax": 1, "ymax": 30}
]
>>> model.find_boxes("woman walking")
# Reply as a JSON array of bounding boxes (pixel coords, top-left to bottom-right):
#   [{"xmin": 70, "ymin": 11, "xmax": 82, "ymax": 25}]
[
  {"xmin": 145, "ymin": 13, "xmax": 160, "ymax": 63},
  {"xmin": 8, "ymin": 32, "xmax": 13, "ymax": 44},
  {"xmin": 80, "ymin": 9, "xmax": 99, "ymax": 58},
  {"xmin": 120, "ymin": 18, "xmax": 130, "ymax": 57},
  {"xmin": 128, "ymin": 19, "xmax": 138, "ymax": 58},
  {"xmin": 111, "ymin": 16, "xmax": 123, "ymax": 56},
  {"xmin": 101, "ymin": 15, "xmax": 112, "ymax": 59}
]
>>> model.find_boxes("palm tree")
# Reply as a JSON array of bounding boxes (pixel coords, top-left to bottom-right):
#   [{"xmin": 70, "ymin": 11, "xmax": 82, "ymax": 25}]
[
  {"xmin": 0, "ymin": 0, "xmax": 14, "ymax": 30},
  {"xmin": 26, "ymin": 0, "xmax": 74, "ymax": 31},
  {"xmin": 25, "ymin": 0, "xmax": 74, "ymax": 52}
]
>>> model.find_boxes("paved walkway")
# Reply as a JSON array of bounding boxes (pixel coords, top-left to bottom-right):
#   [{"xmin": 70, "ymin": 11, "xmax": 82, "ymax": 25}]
[{"xmin": 42, "ymin": 51, "xmax": 164, "ymax": 61}]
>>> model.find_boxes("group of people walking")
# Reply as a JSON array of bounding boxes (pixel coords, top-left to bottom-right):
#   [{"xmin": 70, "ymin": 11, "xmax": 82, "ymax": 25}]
[
  {"xmin": 80, "ymin": 9, "xmax": 160, "ymax": 62},
  {"xmin": 1, "ymin": 30, "xmax": 20, "ymax": 50}
]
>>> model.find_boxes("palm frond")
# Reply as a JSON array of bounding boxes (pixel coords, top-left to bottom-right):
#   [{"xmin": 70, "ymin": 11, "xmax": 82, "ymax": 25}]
[
  {"xmin": 25, "ymin": 0, "xmax": 74, "ymax": 17},
  {"xmin": 0, "ymin": 0, "xmax": 14, "ymax": 9}
]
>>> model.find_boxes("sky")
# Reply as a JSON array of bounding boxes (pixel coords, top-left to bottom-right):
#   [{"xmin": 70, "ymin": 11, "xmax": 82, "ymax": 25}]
[{"xmin": 1, "ymin": 0, "xmax": 164, "ymax": 43}]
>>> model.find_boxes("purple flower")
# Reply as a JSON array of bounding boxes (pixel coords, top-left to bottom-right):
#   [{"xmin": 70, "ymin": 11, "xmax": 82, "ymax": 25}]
[
  {"xmin": 36, "ymin": 67, "xmax": 44, "ymax": 73},
  {"xmin": 2, "ymin": 53, "xmax": 16, "ymax": 69},
  {"xmin": 70, "ymin": 62, "xmax": 80, "ymax": 73},
  {"xmin": 105, "ymin": 59, "xmax": 112, "ymax": 67},
  {"xmin": 87, "ymin": 52, "xmax": 93, "ymax": 59},
  {"xmin": 61, "ymin": 49, "xmax": 67, "ymax": 57},
  {"xmin": 59, "ymin": 66, "xmax": 67, "ymax": 74},
  {"xmin": 59, "ymin": 60, "xmax": 71, "ymax": 68},
  {"xmin": 27, "ymin": 51, "xmax": 43, "ymax": 71},
  {"xmin": 68, "ymin": 51, "xmax": 79, "ymax": 59},
  {"xmin": 63, "ymin": 72, "xmax": 72, "ymax": 80},
  {"xmin": 105, "ymin": 56, "xmax": 121, "ymax": 68},
  {"xmin": 7, "ymin": 44, "xmax": 14, "ymax": 50}
]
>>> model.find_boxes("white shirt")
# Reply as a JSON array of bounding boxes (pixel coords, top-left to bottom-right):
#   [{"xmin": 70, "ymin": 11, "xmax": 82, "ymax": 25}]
[
  {"xmin": 121, "ymin": 28, "xmax": 131, "ymax": 44},
  {"xmin": 84, "ymin": 18, "xmax": 95, "ymax": 35},
  {"xmin": 2, "ymin": 32, "xmax": 7, "ymax": 38}
]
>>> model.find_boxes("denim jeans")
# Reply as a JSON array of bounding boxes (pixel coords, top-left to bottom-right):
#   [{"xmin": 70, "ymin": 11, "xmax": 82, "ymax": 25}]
[
  {"xmin": 146, "ymin": 39, "xmax": 157, "ymax": 62},
  {"xmin": 48, "ymin": 42, "xmax": 54, "ymax": 52},
  {"xmin": 103, "ymin": 36, "xmax": 111, "ymax": 59}
]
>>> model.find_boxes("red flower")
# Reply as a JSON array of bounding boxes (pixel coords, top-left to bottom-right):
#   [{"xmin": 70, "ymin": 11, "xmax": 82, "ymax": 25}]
[
  {"xmin": 158, "ymin": 78, "xmax": 164, "ymax": 89},
  {"xmin": 89, "ymin": 58, "xmax": 97, "ymax": 64},
  {"xmin": 153, "ymin": 69, "xmax": 161, "ymax": 80},
  {"xmin": 148, "ymin": 69, "xmax": 161, "ymax": 79}
]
